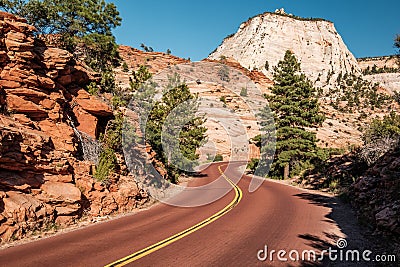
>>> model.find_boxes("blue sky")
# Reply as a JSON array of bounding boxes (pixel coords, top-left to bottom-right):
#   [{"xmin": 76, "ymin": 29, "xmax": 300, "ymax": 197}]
[{"xmin": 111, "ymin": 0, "xmax": 400, "ymax": 61}]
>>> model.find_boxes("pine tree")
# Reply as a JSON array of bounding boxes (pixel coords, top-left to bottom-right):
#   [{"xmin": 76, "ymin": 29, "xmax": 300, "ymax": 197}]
[
  {"xmin": 145, "ymin": 74, "xmax": 207, "ymax": 183},
  {"xmin": 267, "ymin": 50, "xmax": 325, "ymax": 179},
  {"xmin": 130, "ymin": 65, "xmax": 153, "ymax": 91},
  {"xmin": 1, "ymin": 0, "xmax": 122, "ymax": 72}
]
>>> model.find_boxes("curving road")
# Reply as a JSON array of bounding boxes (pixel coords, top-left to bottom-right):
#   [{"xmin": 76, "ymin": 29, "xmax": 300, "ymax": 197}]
[{"xmin": 0, "ymin": 162, "xmax": 342, "ymax": 266}]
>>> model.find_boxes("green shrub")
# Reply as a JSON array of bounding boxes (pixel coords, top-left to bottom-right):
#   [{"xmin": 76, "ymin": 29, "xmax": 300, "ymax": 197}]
[
  {"xmin": 240, "ymin": 87, "xmax": 248, "ymax": 97},
  {"xmin": 122, "ymin": 61, "xmax": 129, "ymax": 72},
  {"xmin": 213, "ymin": 154, "xmax": 224, "ymax": 162},
  {"xmin": 101, "ymin": 112, "xmax": 124, "ymax": 151},
  {"xmin": 100, "ymin": 69, "xmax": 116, "ymax": 93},
  {"xmin": 94, "ymin": 148, "xmax": 117, "ymax": 183},
  {"xmin": 111, "ymin": 95, "xmax": 127, "ymax": 110},
  {"xmin": 264, "ymin": 61, "xmax": 269, "ymax": 71},
  {"xmin": 220, "ymin": 96, "xmax": 226, "ymax": 104},
  {"xmin": 247, "ymin": 158, "xmax": 259, "ymax": 172},
  {"xmin": 218, "ymin": 66, "xmax": 230, "ymax": 82},
  {"xmin": 393, "ymin": 91, "xmax": 400, "ymax": 105},
  {"xmin": 86, "ymin": 82, "xmax": 99, "ymax": 95},
  {"xmin": 363, "ymin": 112, "xmax": 400, "ymax": 143}
]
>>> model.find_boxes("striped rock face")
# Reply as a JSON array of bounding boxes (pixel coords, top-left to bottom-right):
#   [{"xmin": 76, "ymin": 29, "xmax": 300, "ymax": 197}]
[{"xmin": 209, "ymin": 12, "xmax": 361, "ymax": 90}]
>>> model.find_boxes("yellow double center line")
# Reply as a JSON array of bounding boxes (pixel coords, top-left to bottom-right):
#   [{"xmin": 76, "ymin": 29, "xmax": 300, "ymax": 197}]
[{"xmin": 105, "ymin": 165, "xmax": 243, "ymax": 267}]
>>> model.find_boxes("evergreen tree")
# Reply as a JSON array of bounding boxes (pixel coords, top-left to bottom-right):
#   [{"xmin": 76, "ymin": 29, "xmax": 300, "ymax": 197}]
[
  {"xmin": 145, "ymin": 74, "xmax": 207, "ymax": 183},
  {"xmin": 0, "ymin": 0, "xmax": 122, "ymax": 72},
  {"xmin": 130, "ymin": 65, "xmax": 153, "ymax": 91},
  {"xmin": 266, "ymin": 50, "xmax": 325, "ymax": 179}
]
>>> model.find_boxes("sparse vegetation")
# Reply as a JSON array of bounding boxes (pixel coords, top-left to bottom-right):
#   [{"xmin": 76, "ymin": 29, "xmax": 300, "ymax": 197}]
[
  {"xmin": 86, "ymin": 82, "xmax": 99, "ymax": 96},
  {"xmin": 130, "ymin": 65, "xmax": 153, "ymax": 92},
  {"xmin": 264, "ymin": 61, "xmax": 269, "ymax": 71},
  {"xmin": 140, "ymin": 43, "xmax": 151, "ymax": 52},
  {"xmin": 393, "ymin": 91, "xmax": 400, "ymax": 105},
  {"xmin": 99, "ymin": 69, "xmax": 116, "ymax": 93},
  {"xmin": 326, "ymin": 73, "xmax": 393, "ymax": 113},
  {"xmin": 362, "ymin": 64, "xmax": 399, "ymax": 75},
  {"xmin": 362, "ymin": 111, "xmax": 400, "ymax": 144}
]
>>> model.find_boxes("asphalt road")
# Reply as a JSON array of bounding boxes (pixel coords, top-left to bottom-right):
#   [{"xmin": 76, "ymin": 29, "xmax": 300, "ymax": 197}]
[{"xmin": 0, "ymin": 162, "xmax": 340, "ymax": 266}]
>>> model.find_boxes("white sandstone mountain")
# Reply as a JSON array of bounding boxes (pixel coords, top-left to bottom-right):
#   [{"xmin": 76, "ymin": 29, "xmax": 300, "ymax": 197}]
[{"xmin": 209, "ymin": 10, "xmax": 361, "ymax": 89}]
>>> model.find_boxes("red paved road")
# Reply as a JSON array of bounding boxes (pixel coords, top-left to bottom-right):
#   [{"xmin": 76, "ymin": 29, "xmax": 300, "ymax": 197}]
[{"xmin": 0, "ymin": 162, "xmax": 338, "ymax": 266}]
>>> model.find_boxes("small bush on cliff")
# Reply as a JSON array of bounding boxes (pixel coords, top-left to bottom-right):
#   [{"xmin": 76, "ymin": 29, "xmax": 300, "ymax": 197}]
[
  {"xmin": 94, "ymin": 147, "xmax": 117, "ymax": 183},
  {"xmin": 240, "ymin": 87, "xmax": 248, "ymax": 97},
  {"xmin": 99, "ymin": 69, "xmax": 116, "ymax": 93},
  {"xmin": 122, "ymin": 61, "xmax": 129, "ymax": 72},
  {"xmin": 394, "ymin": 91, "xmax": 400, "ymax": 105},
  {"xmin": 130, "ymin": 66, "xmax": 153, "ymax": 92}
]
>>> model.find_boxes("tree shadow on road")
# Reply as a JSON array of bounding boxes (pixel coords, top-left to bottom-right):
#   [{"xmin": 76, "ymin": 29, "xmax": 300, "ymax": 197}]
[{"xmin": 294, "ymin": 192, "xmax": 397, "ymax": 267}]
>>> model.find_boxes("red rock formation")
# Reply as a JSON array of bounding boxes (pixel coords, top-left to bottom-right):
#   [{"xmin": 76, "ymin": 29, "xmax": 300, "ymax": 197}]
[
  {"xmin": 0, "ymin": 11, "xmax": 147, "ymax": 243},
  {"xmin": 203, "ymin": 57, "xmax": 274, "ymax": 90},
  {"xmin": 118, "ymin": 45, "xmax": 189, "ymax": 74}
]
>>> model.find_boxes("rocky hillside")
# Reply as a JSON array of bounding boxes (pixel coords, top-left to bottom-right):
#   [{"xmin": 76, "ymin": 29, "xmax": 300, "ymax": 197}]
[
  {"xmin": 115, "ymin": 49, "xmax": 267, "ymax": 161},
  {"xmin": 209, "ymin": 10, "xmax": 361, "ymax": 89},
  {"xmin": 0, "ymin": 12, "xmax": 147, "ymax": 243},
  {"xmin": 350, "ymin": 146, "xmax": 400, "ymax": 240},
  {"xmin": 117, "ymin": 45, "xmax": 399, "ymax": 152},
  {"xmin": 363, "ymin": 73, "xmax": 400, "ymax": 94},
  {"xmin": 357, "ymin": 56, "xmax": 400, "ymax": 93},
  {"xmin": 358, "ymin": 55, "xmax": 399, "ymax": 70}
]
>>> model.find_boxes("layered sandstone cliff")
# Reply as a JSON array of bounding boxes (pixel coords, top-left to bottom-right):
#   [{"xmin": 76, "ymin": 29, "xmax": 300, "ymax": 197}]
[
  {"xmin": 0, "ymin": 12, "xmax": 147, "ymax": 243},
  {"xmin": 209, "ymin": 11, "xmax": 361, "ymax": 89},
  {"xmin": 357, "ymin": 56, "xmax": 400, "ymax": 93}
]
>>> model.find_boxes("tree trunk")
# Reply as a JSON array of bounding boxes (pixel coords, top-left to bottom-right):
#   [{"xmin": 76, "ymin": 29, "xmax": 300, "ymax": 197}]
[{"xmin": 283, "ymin": 164, "xmax": 289, "ymax": 180}]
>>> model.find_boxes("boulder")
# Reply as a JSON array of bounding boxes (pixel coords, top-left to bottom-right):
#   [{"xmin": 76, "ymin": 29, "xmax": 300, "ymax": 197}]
[
  {"xmin": 6, "ymin": 94, "xmax": 48, "ymax": 118},
  {"xmin": 0, "ymin": 79, "xmax": 21, "ymax": 89},
  {"xmin": 40, "ymin": 182, "xmax": 81, "ymax": 204},
  {"xmin": 3, "ymin": 191, "xmax": 46, "ymax": 223},
  {"xmin": 73, "ymin": 105, "xmax": 99, "ymax": 139},
  {"xmin": 74, "ymin": 88, "xmax": 113, "ymax": 116}
]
